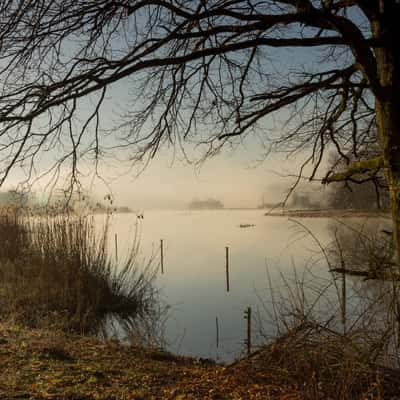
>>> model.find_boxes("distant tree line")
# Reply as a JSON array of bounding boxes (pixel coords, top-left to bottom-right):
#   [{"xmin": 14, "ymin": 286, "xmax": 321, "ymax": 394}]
[
  {"xmin": 289, "ymin": 192, "xmax": 322, "ymax": 210},
  {"xmin": 326, "ymin": 181, "xmax": 389, "ymax": 211},
  {"xmin": 325, "ymin": 147, "xmax": 389, "ymax": 211},
  {"xmin": 188, "ymin": 199, "xmax": 224, "ymax": 210},
  {"xmin": 289, "ymin": 181, "xmax": 389, "ymax": 211},
  {"xmin": 0, "ymin": 190, "xmax": 33, "ymax": 207}
]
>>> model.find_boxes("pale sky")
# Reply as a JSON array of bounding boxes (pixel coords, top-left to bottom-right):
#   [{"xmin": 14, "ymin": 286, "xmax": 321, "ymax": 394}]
[
  {"xmin": 3, "ymin": 129, "xmax": 321, "ymax": 210},
  {"xmin": 83, "ymin": 143, "xmax": 323, "ymax": 210},
  {"xmin": 1, "ymin": 95, "xmax": 327, "ymax": 210},
  {"xmin": 0, "ymin": 46, "xmax": 330, "ymax": 209}
]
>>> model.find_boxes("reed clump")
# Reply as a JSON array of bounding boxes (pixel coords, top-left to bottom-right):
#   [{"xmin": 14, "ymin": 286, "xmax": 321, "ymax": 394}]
[{"xmin": 0, "ymin": 211, "xmax": 157, "ymax": 334}]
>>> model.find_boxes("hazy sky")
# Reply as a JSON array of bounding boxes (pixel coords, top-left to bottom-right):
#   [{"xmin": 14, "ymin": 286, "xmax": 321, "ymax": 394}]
[
  {"xmin": 1, "ymin": 46, "xmax": 329, "ymax": 209},
  {"xmin": 4, "ymin": 99, "xmax": 333, "ymax": 209},
  {"xmin": 77, "ymin": 47, "xmax": 327, "ymax": 210},
  {"xmin": 107, "ymin": 152, "xmax": 283, "ymax": 210},
  {"xmin": 0, "ymin": 5, "xmax": 370, "ymax": 210},
  {"xmin": 83, "ymin": 143, "xmax": 321, "ymax": 210},
  {"xmin": 2, "ymin": 95, "xmax": 319, "ymax": 210}
]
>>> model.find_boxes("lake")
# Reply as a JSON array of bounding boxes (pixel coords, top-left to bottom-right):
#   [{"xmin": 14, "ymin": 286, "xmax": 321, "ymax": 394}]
[{"xmin": 99, "ymin": 210, "xmax": 385, "ymax": 362}]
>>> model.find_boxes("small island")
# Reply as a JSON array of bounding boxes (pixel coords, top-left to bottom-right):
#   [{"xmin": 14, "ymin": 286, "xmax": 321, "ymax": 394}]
[{"xmin": 188, "ymin": 198, "xmax": 224, "ymax": 210}]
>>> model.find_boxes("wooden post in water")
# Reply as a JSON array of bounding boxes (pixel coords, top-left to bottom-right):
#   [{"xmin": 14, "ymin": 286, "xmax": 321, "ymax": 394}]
[
  {"xmin": 244, "ymin": 307, "xmax": 252, "ymax": 356},
  {"xmin": 160, "ymin": 239, "xmax": 164, "ymax": 274},
  {"xmin": 114, "ymin": 233, "xmax": 118, "ymax": 263},
  {"xmin": 225, "ymin": 246, "xmax": 230, "ymax": 292},
  {"xmin": 216, "ymin": 317, "xmax": 219, "ymax": 349},
  {"xmin": 341, "ymin": 270, "xmax": 346, "ymax": 334}
]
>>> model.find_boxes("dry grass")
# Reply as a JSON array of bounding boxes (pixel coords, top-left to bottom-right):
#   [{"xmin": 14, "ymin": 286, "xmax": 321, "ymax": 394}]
[
  {"xmin": 0, "ymin": 211, "xmax": 159, "ymax": 336},
  {"xmin": 1, "ymin": 321, "xmax": 399, "ymax": 399},
  {"xmin": 236, "ymin": 322, "xmax": 400, "ymax": 400}
]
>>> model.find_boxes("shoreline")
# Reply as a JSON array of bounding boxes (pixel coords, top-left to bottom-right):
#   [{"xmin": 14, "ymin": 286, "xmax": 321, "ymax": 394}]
[
  {"xmin": 265, "ymin": 208, "xmax": 391, "ymax": 219},
  {"xmin": 0, "ymin": 321, "xmax": 290, "ymax": 399},
  {"xmin": 1, "ymin": 321, "xmax": 398, "ymax": 399}
]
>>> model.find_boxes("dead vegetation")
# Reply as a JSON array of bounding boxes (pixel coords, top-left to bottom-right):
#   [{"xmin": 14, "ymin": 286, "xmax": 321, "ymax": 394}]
[
  {"xmin": 237, "ymin": 322, "xmax": 400, "ymax": 400},
  {"xmin": 1, "ymin": 320, "xmax": 400, "ymax": 399},
  {"xmin": 0, "ymin": 210, "xmax": 160, "ymax": 338}
]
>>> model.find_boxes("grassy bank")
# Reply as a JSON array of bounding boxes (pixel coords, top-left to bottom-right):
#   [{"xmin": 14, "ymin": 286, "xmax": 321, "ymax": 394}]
[
  {"xmin": 1, "ymin": 321, "xmax": 399, "ymax": 399},
  {"xmin": 0, "ymin": 212, "xmax": 159, "ymax": 337}
]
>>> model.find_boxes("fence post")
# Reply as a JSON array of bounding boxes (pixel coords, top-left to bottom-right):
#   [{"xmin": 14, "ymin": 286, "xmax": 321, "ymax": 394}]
[
  {"xmin": 244, "ymin": 306, "xmax": 252, "ymax": 356},
  {"xmin": 341, "ymin": 269, "xmax": 346, "ymax": 335},
  {"xmin": 225, "ymin": 246, "xmax": 230, "ymax": 292},
  {"xmin": 160, "ymin": 239, "xmax": 164, "ymax": 274},
  {"xmin": 216, "ymin": 317, "xmax": 219, "ymax": 349},
  {"xmin": 115, "ymin": 233, "xmax": 118, "ymax": 263}
]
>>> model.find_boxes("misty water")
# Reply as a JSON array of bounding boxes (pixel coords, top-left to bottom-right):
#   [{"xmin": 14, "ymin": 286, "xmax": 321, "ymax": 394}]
[
  {"xmin": 100, "ymin": 210, "xmax": 389, "ymax": 362},
  {"xmin": 99, "ymin": 210, "xmax": 330, "ymax": 361}
]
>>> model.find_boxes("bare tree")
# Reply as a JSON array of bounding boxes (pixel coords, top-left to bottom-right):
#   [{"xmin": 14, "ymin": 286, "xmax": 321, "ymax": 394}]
[{"xmin": 0, "ymin": 1, "xmax": 399, "ymax": 256}]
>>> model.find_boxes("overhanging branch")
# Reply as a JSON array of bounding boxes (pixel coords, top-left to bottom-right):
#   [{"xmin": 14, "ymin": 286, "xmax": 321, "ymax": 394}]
[{"xmin": 322, "ymin": 156, "xmax": 384, "ymax": 184}]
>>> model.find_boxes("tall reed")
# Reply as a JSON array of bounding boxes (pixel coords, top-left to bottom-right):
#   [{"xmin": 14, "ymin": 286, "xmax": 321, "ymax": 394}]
[{"xmin": 0, "ymin": 211, "xmax": 158, "ymax": 335}]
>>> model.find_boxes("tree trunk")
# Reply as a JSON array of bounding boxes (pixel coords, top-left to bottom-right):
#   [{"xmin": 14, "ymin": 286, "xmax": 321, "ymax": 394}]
[
  {"xmin": 373, "ymin": 5, "xmax": 400, "ymax": 344},
  {"xmin": 376, "ymin": 98, "xmax": 400, "ymax": 264},
  {"xmin": 373, "ymin": 5, "xmax": 400, "ymax": 264}
]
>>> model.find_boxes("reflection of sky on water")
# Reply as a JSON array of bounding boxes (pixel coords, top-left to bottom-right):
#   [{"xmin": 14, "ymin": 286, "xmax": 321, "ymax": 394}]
[{"xmin": 96, "ymin": 211, "xmax": 383, "ymax": 362}]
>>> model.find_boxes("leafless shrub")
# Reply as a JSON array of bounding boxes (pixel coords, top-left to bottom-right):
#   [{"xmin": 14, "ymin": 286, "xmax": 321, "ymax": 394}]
[{"xmin": 253, "ymin": 219, "xmax": 400, "ymax": 399}]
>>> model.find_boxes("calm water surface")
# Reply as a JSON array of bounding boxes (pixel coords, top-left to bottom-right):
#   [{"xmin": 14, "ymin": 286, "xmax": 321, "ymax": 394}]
[{"xmin": 99, "ymin": 210, "xmax": 344, "ymax": 361}]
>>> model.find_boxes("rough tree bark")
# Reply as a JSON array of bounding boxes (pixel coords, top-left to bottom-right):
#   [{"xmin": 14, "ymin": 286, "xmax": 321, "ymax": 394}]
[{"xmin": 372, "ymin": 3, "xmax": 400, "ymax": 262}]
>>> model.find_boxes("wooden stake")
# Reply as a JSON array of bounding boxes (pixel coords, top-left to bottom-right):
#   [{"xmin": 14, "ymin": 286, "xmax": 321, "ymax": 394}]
[
  {"xmin": 114, "ymin": 233, "xmax": 118, "ymax": 263},
  {"xmin": 341, "ymin": 269, "xmax": 346, "ymax": 334},
  {"xmin": 225, "ymin": 246, "xmax": 230, "ymax": 292},
  {"xmin": 216, "ymin": 317, "xmax": 219, "ymax": 349},
  {"xmin": 244, "ymin": 307, "xmax": 251, "ymax": 356},
  {"xmin": 160, "ymin": 239, "xmax": 164, "ymax": 274}
]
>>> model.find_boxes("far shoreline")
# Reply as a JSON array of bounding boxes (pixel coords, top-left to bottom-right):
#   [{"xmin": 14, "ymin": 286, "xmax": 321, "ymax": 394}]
[{"xmin": 264, "ymin": 208, "xmax": 391, "ymax": 219}]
